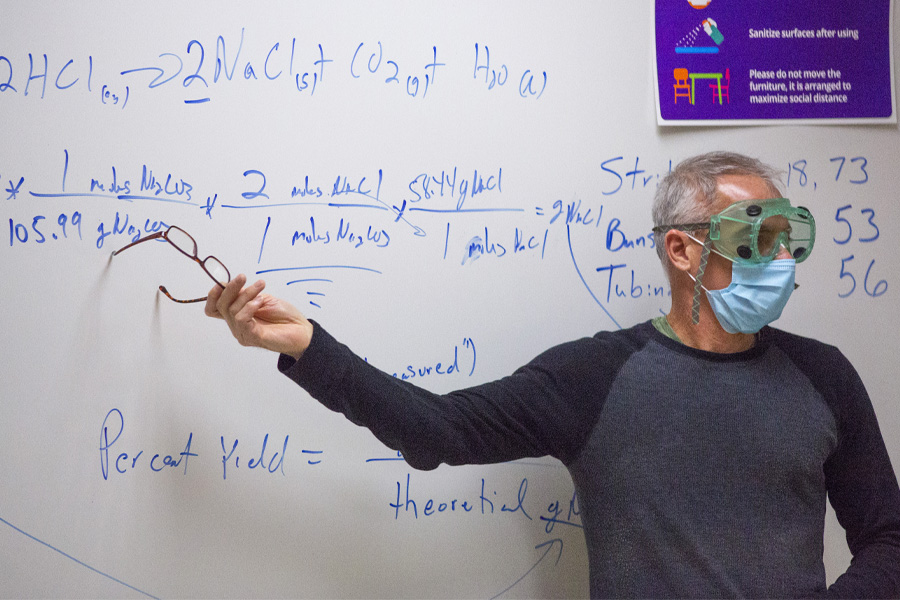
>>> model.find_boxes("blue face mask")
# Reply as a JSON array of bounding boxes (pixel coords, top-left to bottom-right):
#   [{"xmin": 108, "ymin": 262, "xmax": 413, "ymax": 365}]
[{"xmin": 700, "ymin": 259, "xmax": 796, "ymax": 334}]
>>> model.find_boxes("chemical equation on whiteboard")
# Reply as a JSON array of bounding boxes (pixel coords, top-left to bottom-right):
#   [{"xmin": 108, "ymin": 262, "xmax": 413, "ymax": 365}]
[
  {"xmin": 23, "ymin": 150, "xmax": 197, "ymax": 206},
  {"xmin": 6, "ymin": 149, "xmax": 886, "ymax": 309},
  {"xmin": 289, "ymin": 216, "xmax": 391, "ymax": 250},
  {"xmin": 0, "ymin": 33, "xmax": 548, "ymax": 106},
  {"xmin": 456, "ymin": 226, "xmax": 549, "ymax": 265},
  {"xmin": 538, "ymin": 197, "xmax": 656, "ymax": 252},
  {"xmin": 7, "ymin": 210, "xmax": 167, "ymax": 250},
  {"xmin": 0, "ymin": 53, "xmax": 129, "ymax": 109}
]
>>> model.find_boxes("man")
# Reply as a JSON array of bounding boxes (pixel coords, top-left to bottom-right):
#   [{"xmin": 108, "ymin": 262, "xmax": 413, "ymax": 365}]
[{"xmin": 206, "ymin": 152, "xmax": 900, "ymax": 598}]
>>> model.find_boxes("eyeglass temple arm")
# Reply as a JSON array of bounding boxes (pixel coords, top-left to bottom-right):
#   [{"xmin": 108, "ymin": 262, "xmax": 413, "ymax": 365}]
[
  {"xmin": 652, "ymin": 222, "xmax": 710, "ymax": 233},
  {"xmin": 158, "ymin": 285, "xmax": 208, "ymax": 304},
  {"xmin": 111, "ymin": 231, "xmax": 167, "ymax": 256},
  {"xmin": 158, "ymin": 272, "xmax": 226, "ymax": 304}
]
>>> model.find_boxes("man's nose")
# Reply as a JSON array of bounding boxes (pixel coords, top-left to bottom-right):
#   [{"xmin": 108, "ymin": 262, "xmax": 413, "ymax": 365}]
[{"xmin": 774, "ymin": 243, "xmax": 794, "ymax": 260}]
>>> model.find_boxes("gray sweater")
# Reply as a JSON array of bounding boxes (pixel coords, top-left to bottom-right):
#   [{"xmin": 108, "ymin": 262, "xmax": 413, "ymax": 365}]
[{"xmin": 278, "ymin": 320, "xmax": 900, "ymax": 598}]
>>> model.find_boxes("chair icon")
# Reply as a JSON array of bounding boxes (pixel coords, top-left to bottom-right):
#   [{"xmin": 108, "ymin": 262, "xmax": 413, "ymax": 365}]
[
  {"xmin": 710, "ymin": 68, "xmax": 730, "ymax": 103},
  {"xmin": 673, "ymin": 68, "xmax": 692, "ymax": 104}
]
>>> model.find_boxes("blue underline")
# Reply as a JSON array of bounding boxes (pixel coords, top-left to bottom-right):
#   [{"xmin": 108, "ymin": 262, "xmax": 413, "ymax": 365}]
[
  {"xmin": 30, "ymin": 191, "xmax": 196, "ymax": 205},
  {"xmin": 409, "ymin": 207, "xmax": 524, "ymax": 214},
  {"xmin": 257, "ymin": 265, "xmax": 383, "ymax": 275},
  {"xmin": 222, "ymin": 202, "xmax": 389, "ymax": 210}
]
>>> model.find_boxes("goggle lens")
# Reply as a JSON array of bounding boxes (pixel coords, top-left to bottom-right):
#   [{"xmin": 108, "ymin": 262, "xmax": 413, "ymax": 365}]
[
  {"xmin": 711, "ymin": 199, "xmax": 815, "ymax": 263},
  {"xmin": 752, "ymin": 213, "xmax": 812, "ymax": 261}
]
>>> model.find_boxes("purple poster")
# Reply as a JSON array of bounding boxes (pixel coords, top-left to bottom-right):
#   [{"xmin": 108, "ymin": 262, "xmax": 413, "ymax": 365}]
[{"xmin": 655, "ymin": 0, "xmax": 896, "ymax": 124}]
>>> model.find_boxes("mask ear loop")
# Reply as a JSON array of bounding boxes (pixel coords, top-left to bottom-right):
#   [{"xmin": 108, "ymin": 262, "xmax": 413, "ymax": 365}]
[{"xmin": 691, "ymin": 231, "xmax": 713, "ymax": 325}]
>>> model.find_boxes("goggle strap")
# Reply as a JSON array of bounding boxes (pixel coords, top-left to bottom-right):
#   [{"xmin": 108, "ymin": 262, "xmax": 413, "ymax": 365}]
[{"xmin": 692, "ymin": 232, "xmax": 712, "ymax": 325}]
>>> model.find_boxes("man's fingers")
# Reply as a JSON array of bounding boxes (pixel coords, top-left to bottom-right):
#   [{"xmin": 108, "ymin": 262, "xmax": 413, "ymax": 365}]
[
  {"xmin": 204, "ymin": 276, "xmax": 310, "ymax": 356},
  {"xmin": 233, "ymin": 292, "xmax": 266, "ymax": 325},
  {"xmin": 215, "ymin": 274, "xmax": 247, "ymax": 319},
  {"xmin": 227, "ymin": 279, "xmax": 266, "ymax": 320},
  {"xmin": 205, "ymin": 281, "xmax": 226, "ymax": 318},
  {"xmin": 207, "ymin": 274, "xmax": 274, "ymax": 349}
]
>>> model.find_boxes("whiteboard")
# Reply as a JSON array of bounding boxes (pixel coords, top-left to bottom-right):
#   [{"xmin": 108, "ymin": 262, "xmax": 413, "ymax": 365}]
[{"xmin": 1, "ymin": 2, "xmax": 897, "ymax": 598}]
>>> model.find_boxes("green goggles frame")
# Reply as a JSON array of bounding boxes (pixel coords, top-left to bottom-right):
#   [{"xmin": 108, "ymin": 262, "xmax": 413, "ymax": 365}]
[{"xmin": 655, "ymin": 198, "xmax": 816, "ymax": 264}]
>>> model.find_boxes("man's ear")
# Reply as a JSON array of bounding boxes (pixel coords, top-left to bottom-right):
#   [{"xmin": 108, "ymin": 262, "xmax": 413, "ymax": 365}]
[{"xmin": 665, "ymin": 230, "xmax": 694, "ymax": 273}]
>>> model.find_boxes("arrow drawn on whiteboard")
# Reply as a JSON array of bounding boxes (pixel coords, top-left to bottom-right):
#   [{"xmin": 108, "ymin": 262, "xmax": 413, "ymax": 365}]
[
  {"xmin": 566, "ymin": 224, "xmax": 622, "ymax": 329},
  {"xmin": 490, "ymin": 538, "xmax": 564, "ymax": 599}
]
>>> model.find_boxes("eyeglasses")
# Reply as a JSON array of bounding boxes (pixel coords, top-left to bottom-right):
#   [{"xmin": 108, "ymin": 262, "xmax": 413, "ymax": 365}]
[{"xmin": 112, "ymin": 225, "xmax": 231, "ymax": 303}]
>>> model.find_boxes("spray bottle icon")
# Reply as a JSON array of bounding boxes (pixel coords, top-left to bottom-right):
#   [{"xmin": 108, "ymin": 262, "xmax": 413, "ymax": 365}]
[{"xmin": 703, "ymin": 18, "xmax": 724, "ymax": 45}]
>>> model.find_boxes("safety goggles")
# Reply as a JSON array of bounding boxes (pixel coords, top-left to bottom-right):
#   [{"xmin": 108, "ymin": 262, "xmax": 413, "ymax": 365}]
[{"xmin": 654, "ymin": 198, "xmax": 815, "ymax": 264}]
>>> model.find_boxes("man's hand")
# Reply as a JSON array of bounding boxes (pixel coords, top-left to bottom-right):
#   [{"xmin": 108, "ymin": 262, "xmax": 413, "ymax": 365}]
[{"xmin": 205, "ymin": 274, "xmax": 313, "ymax": 360}]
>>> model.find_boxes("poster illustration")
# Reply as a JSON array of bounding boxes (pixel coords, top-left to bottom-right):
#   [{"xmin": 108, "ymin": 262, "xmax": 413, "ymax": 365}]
[{"xmin": 655, "ymin": 0, "xmax": 896, "ymax": 124}]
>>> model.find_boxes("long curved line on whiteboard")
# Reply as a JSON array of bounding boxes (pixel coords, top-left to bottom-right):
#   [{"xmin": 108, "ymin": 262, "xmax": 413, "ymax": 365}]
[
  {"xmin": 0, "ymin": 515, "xmax": 159, "ymax": 599},
  {"xmin": 566, "ymin": 224, "xmax": 622, "ymax": 330},
  {"xmin": 490, "ymin": 538, "xmax": 564, "ymax": 600}
]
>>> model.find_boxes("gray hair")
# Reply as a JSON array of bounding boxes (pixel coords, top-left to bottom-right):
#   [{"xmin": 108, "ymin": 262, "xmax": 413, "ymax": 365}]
[{"xmin": 652, "ymin": 151, "xmax": 783, "ymax": 262}]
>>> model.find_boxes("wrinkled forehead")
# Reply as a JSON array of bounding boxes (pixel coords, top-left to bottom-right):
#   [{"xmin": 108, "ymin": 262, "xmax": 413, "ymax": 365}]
[{"xmin": 713, "ymin": 174, "xmax": 780, "ymax": 214}]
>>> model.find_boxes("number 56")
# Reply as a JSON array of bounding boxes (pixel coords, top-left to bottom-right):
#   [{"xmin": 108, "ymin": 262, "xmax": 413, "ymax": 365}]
[{"xmin": 839, "ymin": 255, "xmax": 888, "ymax": 298}]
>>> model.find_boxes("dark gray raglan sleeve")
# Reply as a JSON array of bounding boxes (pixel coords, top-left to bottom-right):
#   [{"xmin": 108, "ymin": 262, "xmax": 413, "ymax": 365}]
[
  {"xmin": 276, "ymin": 320, "xmax": 625, "ymax": 470},
  {"xmin": 823, "ymin": 360, "xmax": 900, "ymax": 598},
  {"xmin": 776, "ymin": 331, "xmax": 900, "ymax": 598}
]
